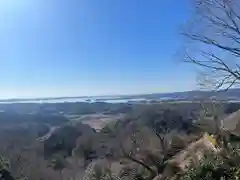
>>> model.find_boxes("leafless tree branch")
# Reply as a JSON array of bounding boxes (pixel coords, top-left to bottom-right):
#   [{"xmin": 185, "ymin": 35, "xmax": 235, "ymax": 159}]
[
  {"xmin": 119, "ymin": 142, "xmax": 156, "ymax": 176},
  {"xmin": 183, "ymin": 0, "xmax": 240, "ymax": 90}
]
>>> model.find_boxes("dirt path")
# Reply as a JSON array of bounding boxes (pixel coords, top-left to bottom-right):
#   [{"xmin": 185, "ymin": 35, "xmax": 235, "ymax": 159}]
[{"xmin": 36, "ymin": 125, "xmax": 60, "ymax": 141}]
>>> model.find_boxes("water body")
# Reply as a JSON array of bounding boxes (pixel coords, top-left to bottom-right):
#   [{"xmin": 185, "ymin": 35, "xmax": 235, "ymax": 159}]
[{"xmin": 0, "ymin": 97, "xmax": 153, "ymax": 104}]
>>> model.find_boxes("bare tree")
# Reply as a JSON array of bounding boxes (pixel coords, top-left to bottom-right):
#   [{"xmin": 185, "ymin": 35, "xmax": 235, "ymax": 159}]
[
  {"xmin": 118, "ymin": 122, "xmax": 157, "ymax": 179},
  {"xmin": 183, "ymin": 0, "xmax": 240, "ymax": 90}
]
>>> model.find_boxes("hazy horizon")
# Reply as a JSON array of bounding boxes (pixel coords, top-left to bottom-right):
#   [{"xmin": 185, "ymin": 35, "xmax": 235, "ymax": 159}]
[{"xmin": 0, "ymin": 87, "xmax": 199, "ymax": 100}]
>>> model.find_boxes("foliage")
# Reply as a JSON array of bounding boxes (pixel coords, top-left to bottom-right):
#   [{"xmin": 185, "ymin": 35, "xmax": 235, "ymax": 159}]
[
  {"xmin": 73, "ymin": 135, "xmax": 98, "ymax": 167},
  {"xmin": 48, "ymin": 155, "xmax": 68, "ymax": 180},
  {"xmin": 49, "ymin": 155, "xmax": 67, "ymax": 171},
  {"xmin": 0, "ymin": 112, "xmax": 68, "ymax": 126},
  {"xmin": 44, "ymin": 123, "xmax": 94, "ymax": 157},
  {"xmin": 181, "ymin": 147, "xmax": 240, "ymax": 180},
  {"xmin": 0, "ymin": 156, "xmax": 14, "ymax": 180},
  {"xmin": 130, "ymin": 107, "xmax": 196, "ymax": 135},
  {"xmin": 83, "ymin": 160, "xmax": 118, "ymax": 180}
]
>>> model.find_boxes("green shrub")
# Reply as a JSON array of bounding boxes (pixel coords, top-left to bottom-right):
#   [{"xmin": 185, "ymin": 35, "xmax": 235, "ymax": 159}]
[{"xmin": 181, "ymin": 151, "xmax": 240, "ymax": 180}]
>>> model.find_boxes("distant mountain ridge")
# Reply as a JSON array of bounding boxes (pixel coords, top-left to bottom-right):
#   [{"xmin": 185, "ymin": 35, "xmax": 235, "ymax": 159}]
[{"xmin": 1, "ymin": 88, "xmax": 240, "ymax": 103}]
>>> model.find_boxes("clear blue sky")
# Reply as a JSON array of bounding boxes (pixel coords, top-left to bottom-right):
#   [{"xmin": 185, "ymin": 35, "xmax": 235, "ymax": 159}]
[{"xmin": 0, "ymin": 0, "xmax": 196, "ymax": 98}]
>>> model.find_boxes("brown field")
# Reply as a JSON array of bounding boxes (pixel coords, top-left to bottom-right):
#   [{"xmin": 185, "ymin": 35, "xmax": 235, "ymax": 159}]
[{"xmin": 67, "ymin": 113, "xmax": 124, "ymax": 131}]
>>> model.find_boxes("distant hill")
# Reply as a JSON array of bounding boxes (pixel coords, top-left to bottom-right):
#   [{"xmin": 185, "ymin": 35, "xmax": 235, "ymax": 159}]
[
  {"xmin": 1, "ymin": 88, "xmax": 240, "ymax": 103},
  {"xmin": 107, "ymin": 88, "xmax": 240, "ymax": 101}
]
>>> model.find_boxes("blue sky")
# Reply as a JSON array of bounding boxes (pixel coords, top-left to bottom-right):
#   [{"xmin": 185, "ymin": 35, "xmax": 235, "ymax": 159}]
[{"xmin": 0, "ymin": 0, "xmax": 196, "ymax": 98}]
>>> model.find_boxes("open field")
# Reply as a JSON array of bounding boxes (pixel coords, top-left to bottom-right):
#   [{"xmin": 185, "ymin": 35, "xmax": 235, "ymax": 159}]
[{"xmin": 67, "ymin": 113, "xmax": 125, "ymax": 131}]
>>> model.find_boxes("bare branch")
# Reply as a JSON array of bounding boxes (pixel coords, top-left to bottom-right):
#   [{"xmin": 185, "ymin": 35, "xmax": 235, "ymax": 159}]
[
  {"xmin": 225, "ymin": 78, "xmax": 238, "ymax": 91},
  {"xmin": 183, "ymin": 0, "xmax": 240, "ymax": 90},
  {"xmin": 215, "ymin": 74, "xmax": 232, "ymax": 89},
  {"xmin": 119, "ymin": 143, "xmax": 156, "ymax": 176},
  {"xmin": 183, "ymin": 33, "xmax": 240, "ymax": 56}
]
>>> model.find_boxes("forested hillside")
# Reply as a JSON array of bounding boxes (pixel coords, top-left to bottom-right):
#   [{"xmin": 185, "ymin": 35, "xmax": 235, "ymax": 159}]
[{"xmin": 0, "ymin": 101, "xmax": 240, "ymax": 180}]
